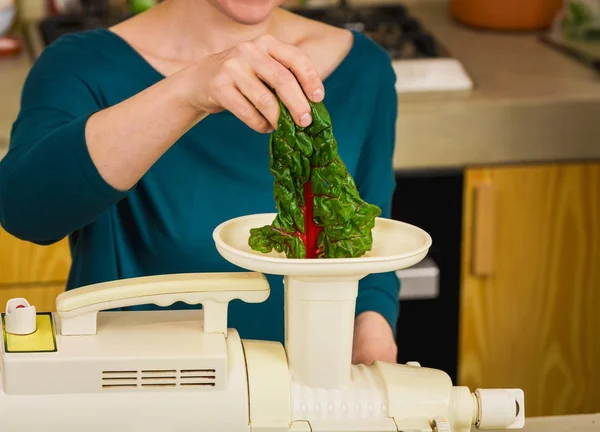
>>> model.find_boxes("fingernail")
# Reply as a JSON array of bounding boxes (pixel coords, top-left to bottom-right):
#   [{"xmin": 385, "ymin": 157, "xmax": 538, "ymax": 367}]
[
  {"xmin": 312, "ymin": 88, "xmax": 324, "ymax": 101},
  {"xmin": 299, "ymin": 113, "xmax": 312, "ymax": 127}
]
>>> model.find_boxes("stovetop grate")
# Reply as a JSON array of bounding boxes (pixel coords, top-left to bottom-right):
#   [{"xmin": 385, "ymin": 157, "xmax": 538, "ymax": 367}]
[
  {"xmin": 37, "ymin": 4, "xmax": 448, "ymax": 60},
  {"xmin": 290, "ymin": 5, "xmax": 446, "ymax": 58}
]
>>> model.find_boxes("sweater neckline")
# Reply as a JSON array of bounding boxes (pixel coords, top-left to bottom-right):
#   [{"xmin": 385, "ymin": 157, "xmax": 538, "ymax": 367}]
[{"xmin": 97, "ymin": 27, "xmax": 364, "ymax": 91}]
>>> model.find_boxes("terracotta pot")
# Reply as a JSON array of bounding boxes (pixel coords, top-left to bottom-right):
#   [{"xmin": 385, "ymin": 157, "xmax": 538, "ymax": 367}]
[{"xmin": 449, "ymin": 0, "xmax": 564, "ymax": 31}]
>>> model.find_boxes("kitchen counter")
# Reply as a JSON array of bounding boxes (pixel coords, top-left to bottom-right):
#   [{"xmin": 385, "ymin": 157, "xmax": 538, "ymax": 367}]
[
  {"xmin": 1, "ymin": 0, "xmax": 600, "ymax": 170},
  {"xmin": 393, "ymin": 0, "xmax": 600, "ymax": 170},
  {"xmin": 475, "ymin": 413, "xmax": 599, "ymax": 431}
]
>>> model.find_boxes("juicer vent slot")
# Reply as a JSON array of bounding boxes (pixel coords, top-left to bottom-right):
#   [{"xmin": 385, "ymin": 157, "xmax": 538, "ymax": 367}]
[
  {"xmin": 101, "ymin": 368, "xmax": 218, "ymax": 390},
  {"xmin": 102, "ymin": 384, "xmax": 137, "ymax": 388},
  {"xmin": 141, "ymin": 383, "xmax": 177, "ymax": 387}
]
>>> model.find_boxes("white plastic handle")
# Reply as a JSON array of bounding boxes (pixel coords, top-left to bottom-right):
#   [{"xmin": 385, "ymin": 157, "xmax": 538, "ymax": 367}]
[{"xmin": 56, "ymin": 272, "xmax": 270, "ymax": 336}]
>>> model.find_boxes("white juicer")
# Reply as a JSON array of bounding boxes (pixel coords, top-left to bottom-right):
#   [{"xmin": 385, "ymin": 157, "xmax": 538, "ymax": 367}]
[{"xmin": 0, "ymin": 213, "xmax": 525, "ymax": 432}]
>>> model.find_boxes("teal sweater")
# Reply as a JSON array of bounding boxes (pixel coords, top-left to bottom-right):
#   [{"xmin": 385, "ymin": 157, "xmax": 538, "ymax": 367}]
[{"xmin": 0, "ymin": 29, "xmax": 399, "ymax": 343}]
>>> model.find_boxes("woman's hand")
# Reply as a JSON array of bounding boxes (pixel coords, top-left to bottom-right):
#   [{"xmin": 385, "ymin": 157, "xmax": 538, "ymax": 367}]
[
  {"xmin": 187, "ymin": 34, "xmax": 325, "ymax": 133},
  {"xmin": 82, "ymin": 34, "xmax": 324, "ymax": 192},
  {"xmin": 352, "ymin": 311, "xmax": 398, "ymax": 365}
]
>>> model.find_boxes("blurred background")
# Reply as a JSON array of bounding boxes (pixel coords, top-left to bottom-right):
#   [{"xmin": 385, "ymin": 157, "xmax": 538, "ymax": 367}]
[{"xmin": 0, "ymin": 0, "xmax": 599, "ymax": 421}]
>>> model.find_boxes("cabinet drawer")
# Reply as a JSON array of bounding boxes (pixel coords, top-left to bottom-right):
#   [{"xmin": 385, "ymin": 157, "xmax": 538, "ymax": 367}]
[{"xmin": 0, "ymin": 227, "xmax": 71, "ymax": 284}]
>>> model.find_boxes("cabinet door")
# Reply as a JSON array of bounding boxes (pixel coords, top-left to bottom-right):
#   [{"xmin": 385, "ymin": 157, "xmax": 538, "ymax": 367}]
[
  {"xmin": 0, "ymin": 282, "xmax": 66, "ymax": 312},
  {"xmin": 459, "ymin": 163, "xmax": 600, "ymax": 417},
  {"xmin": 0, "ymin": 227, "xmax": 71, "ymax": 284}
]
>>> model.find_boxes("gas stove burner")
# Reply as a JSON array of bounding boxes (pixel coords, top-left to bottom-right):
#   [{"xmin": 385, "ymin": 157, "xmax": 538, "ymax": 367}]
[
  {"xmin": 367, "ymin": 22, "xmax": 441, "ymax": 58},
  {"xmin": 291, "ymin": 4, "xmax": 447, "ymax": 59},
  {"xmin": 35, "ymin": 3, "xmax": 448, "ymax": 61},
  {"xmin": 295, "ymin": 5, "xmax": 408, "ymax": 27},
  {"xmin": 38, "ymin": 13, "xmax": 128, "ymax": 47}
]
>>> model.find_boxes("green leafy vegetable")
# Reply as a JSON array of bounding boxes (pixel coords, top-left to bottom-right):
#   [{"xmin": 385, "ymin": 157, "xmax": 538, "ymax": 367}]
[
  {"xmin": 560, "ymin": 0, "xmax": 600, "ymax": 40},
  {"xmin": 248, "ymin": 97, "xmax": 381, "ymax": 259}
]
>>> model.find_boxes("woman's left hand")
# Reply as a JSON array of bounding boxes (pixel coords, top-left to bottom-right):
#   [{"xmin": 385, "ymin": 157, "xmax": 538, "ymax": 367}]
[{"xmin": 352, "ymin": 311, "xmax": 398, "ymax": 365}]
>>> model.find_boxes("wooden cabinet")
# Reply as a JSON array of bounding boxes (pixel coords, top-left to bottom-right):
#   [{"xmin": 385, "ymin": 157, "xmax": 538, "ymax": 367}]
[
  {"xmin": 0, "ymin": 282, "xmax": 67, "ymax": 312},
  {"xmin": 0, "ymin": 226, "xmax": 70, "ymax": 311},
  {"xmin": 0, "ymin": 227, "xmax": 71, "ymax": 285},
  {"xmin": 459, "ymin": 162, "xmax": 600, "ymax": 417}
]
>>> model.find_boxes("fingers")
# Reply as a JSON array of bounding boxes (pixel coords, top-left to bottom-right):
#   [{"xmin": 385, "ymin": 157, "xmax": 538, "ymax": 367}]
[
  {"xmin": 204, "ymin": 35, "xmax": 325, "ymax": 131},
  {"xmin": 251, "ymin": 54, "xmax": 313, "ymax": 127},
  {"xmin": 257, "ymin": 35, "xmax": 325, "ymax": 104},
  {"xmin": 231, "ymin": 64, "xmax": 280, "ymax": 130},
  {"xmin": 217, "ymin": 86, "xmax": 273, "ymax": 134}
]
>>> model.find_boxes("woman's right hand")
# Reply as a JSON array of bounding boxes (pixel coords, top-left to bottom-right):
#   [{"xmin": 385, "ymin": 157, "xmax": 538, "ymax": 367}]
[{"xmin": 187, "ymin": 34, "xmax": 325, "ymax": 133}]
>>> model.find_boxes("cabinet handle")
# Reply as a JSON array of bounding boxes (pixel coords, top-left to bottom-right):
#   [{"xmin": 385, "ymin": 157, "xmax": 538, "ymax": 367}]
[{"xmin": 471, "ymin": 182, "xmax": 495, "ymax": 277}]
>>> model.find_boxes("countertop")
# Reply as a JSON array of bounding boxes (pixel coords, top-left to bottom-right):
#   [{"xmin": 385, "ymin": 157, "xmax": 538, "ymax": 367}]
[
  {"xmin": 394, "ymin": 1, "xmax": 600, "ymax": 170},
  {"xmin": 1, "ymin": 0, "xmax": 600, "ymax": 170},
  {"xmin": 474, "ymin": 413, "xmax": 599, "ymax": 431}
]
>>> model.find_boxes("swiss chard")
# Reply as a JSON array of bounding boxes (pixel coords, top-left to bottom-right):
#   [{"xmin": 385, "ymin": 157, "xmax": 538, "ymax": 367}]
[{"xmin": 248, "ymin": 97, "xmax": 381, "ymax": 259}]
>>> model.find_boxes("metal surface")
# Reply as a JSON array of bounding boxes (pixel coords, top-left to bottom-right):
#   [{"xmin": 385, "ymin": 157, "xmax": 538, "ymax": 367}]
[
  {"xmin": 32, "ymin": 3, "xmax": 448, "ymax": 61},
  {"xmin": 396, "ymin": 256, "xmax": 439, "ymax": 300},
  {"xmin": 288, "ymin": 4, "xmax": 450, "ymax": 58}
]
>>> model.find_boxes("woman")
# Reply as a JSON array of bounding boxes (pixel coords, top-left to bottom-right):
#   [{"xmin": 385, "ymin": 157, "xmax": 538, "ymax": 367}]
[{"xmin": 0, "ymin": 0, "xmax": 399, "ymax": 365}]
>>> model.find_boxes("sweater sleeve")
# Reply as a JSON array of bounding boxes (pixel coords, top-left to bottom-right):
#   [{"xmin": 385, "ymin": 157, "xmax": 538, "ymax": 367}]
[
  {"xmin": 353, "ymin": 53, "xmax": 400, "ymax": 333},
  {"xmin": 0, "ymin": 40, "xmax": 128, "ymax": 245}
]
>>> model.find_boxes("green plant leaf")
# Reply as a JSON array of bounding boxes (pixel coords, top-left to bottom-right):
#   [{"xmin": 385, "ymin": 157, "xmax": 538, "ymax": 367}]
[{"xmin": 248, "ymin": 97, "xmax": 381, "ymax": 259}]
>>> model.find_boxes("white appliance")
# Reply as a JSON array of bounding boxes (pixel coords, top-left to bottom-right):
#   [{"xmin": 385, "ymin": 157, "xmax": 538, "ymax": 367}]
[{"xmin": 0, "ymin": 213, "xmax": 523, "ymax": 432}]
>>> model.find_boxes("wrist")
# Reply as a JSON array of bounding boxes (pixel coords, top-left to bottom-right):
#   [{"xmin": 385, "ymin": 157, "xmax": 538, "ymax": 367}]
[{"xmin": 172, "ymin": 63, "xmax": 211, "ymax": 121}]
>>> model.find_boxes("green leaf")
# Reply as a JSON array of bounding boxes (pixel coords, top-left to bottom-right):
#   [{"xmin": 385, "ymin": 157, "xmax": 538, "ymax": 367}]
[{"xmin": 248, "ymin": 96, "xmax": 381, "ymax": 259}]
